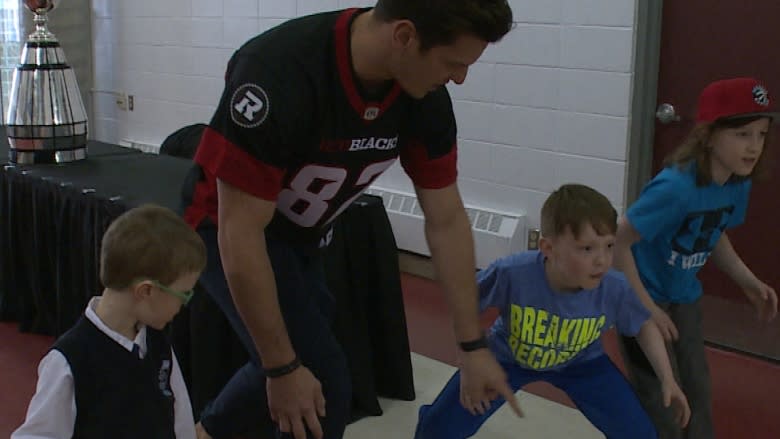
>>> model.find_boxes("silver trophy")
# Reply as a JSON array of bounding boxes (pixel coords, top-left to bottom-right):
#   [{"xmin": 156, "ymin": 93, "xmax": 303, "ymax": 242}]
[{"xmin": 5, "ymin": 0, "xmax": 88, "ymax": 164}]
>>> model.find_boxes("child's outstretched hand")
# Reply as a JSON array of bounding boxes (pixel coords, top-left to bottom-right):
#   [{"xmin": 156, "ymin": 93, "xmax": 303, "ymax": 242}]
[
  {"xmin": 662, "ymin": 379, "xmax": 690, "ymax": 428},
  {"xmin": 743, "ymin": 279, "xmax": 778, "ymax": 322},
  {"xmin": 649, "ymin": 303, "xmax": 679, "ymax": 342}
]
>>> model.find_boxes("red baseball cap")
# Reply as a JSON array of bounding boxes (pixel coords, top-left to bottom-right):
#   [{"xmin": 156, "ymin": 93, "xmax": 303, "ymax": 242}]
[{"xmin": 696, "ymin": 77, "xmax": 779, "ymax": 123}]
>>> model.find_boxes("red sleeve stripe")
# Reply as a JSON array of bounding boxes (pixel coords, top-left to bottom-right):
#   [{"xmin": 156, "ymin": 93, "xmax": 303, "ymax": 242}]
[
  {"xmin": 400, "ymin": 142, "xmax": 458, "ymax": 189},
  {"xmin": 193, "ymin": 127, "xmax": 285, "ymax": 201},
  {"xmin": 183, "ymin": 176, "xmax": 216, "ymax": 229}
]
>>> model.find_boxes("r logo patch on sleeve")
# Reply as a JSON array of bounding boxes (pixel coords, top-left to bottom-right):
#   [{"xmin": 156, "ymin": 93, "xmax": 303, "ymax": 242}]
[{"xmin": 231, "ymin": 83, "xmax": 270, "ymax": 128}]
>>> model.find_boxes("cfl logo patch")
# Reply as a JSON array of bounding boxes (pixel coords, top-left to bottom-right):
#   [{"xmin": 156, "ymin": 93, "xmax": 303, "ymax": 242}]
[
  {"xmin": 363, "ymin": 106, "xmax": 379, "ymax": 121},
  {"xmin": 231, "ymin": 83, "xmax": 270, "ymax": 128},
  {"xmin": 752, "ymin": 85, "xmax": 770, "ymax": 107}
]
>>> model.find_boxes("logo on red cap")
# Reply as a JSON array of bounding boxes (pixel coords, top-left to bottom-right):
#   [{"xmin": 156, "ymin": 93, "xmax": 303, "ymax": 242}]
[{"xmin": 753, "ymin": 85, "xmax": 769, "ymax": 106}]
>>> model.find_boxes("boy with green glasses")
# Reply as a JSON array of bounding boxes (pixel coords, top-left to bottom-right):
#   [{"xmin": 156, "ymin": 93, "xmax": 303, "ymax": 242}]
[
  {"xmin": 144, "ymin": 279, "xmax": 196, "ymax": 305},
  {"xmin": 13, "ymin": 204, "xmax": 207, "ymax": 439}
]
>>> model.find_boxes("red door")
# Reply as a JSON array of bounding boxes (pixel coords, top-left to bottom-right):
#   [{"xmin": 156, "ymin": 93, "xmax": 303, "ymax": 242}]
[{"xmin": 652, "ymin": 1, "xmax": 780, "ymax": 303}]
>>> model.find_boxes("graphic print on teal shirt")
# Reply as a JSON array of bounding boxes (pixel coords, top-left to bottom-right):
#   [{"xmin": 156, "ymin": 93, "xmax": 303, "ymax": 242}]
[{"xmin": 668, "ymin": 204, "xmax": 736, "ymax": 270}]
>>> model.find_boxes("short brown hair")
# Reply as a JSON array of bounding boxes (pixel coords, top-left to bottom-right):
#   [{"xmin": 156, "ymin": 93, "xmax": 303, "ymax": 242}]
[
  {"xmin": 663, "ymin": 116, "xmax": 774, "ymax": 186},
  {"xmin": 373, "ymin": 0, "xmax": 513, "ymax": 50},
  {"xmin": 541, "ymin": 184, "xmax": 617, "ymax": 239},
  {"xmin": 100, "ymin": 204, "xmax": 206, "ymax": 289}
]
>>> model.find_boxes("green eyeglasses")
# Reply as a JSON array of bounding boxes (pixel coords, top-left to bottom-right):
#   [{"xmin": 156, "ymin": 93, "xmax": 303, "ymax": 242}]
[{"xmin": 139, "ymin": 279, "xmax": 195, "ymax": 305}]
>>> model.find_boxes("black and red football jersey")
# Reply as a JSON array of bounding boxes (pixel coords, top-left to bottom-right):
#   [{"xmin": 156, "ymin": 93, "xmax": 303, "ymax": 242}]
[{"xmin": 183, "ymin": 8, "xmax": 458, "ymax": 245}]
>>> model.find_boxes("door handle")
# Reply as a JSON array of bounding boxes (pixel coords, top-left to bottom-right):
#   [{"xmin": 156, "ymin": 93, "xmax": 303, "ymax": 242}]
[{"xmin": 656, "ymin": 103, "xmax": 681, "ymax": 124}]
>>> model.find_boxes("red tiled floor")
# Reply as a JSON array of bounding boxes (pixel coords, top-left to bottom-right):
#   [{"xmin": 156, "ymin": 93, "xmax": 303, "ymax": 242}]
[
  {"xmin": 0, "ymin": 322, "xmax": 54, "ymax": 438},
  {"xmin": 401, "ymin": 273, "xmax": 780, "ymax": 439},
  {"xmin": 2, "ymin": 274, "xmax": 779, "ymax": 438}
]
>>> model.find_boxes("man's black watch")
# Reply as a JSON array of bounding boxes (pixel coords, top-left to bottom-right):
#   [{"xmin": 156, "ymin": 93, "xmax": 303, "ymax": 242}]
[{"xmin": 458, "ymin": 335, "xmax": 488, "ymax": 352}]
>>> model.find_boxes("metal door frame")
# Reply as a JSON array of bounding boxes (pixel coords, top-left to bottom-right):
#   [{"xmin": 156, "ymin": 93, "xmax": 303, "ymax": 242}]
[{"xmin": 626, "ymin": 0, "xmax": 664, "ymax": 204}]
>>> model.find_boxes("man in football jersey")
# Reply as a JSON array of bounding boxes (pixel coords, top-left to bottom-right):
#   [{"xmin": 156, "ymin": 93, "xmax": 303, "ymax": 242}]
[{"xmin": 182, "ymin": 1, "xmax": 519, "ymax": 438}]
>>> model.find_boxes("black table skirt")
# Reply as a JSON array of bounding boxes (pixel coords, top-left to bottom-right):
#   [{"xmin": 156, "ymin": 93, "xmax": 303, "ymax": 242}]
[
  {"xmin": 0, "ymin": 147, "xmax": 415, "ymax": 421},
  {"xmin": 0, "ymin": 131, "xmax": 142, "ymax": 324},
  {"xmin": 0, "ymin": 153, "xmax": 189, "ymax": 332}
]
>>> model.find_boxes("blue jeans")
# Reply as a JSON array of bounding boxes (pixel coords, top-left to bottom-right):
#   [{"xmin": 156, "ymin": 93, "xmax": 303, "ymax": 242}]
[
  {"xmin": 415, "ymin": 355, "xmax": 656, "ymax": 439},
  {"xmin": 196, "ymin": 227, "xmax": 352, "ymax": 439}
]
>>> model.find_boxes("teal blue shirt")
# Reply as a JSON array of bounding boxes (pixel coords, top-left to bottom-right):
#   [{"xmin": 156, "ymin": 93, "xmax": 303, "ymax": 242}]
[{"xmin": 627, "ymin": 163, "xmax": 751, "ymax": 303}]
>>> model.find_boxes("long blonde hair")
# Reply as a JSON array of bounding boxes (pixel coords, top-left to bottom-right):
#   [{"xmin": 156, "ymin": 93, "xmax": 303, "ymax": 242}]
[{"xmin": 663, "ymin": 116, "xmax": 774, "ymax": 186}]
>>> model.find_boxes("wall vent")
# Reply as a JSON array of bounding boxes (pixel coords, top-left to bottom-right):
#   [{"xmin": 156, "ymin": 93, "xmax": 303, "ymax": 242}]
[{"xmin": 365, "ymin": 187, "xmax": 527, "ymax": 269}]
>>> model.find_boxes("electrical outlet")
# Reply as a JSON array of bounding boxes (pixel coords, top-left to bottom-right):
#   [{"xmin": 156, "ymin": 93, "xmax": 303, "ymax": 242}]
[
  {"xmin": 115, "ymin": 93, "xmax": 128, "ymax": 111},
  {"xmin": 127, "ymin": 95, "xmax": 134, "ymax": 111},
  {"xmin": 527, "ymin": 228, "xmax": 541, "ymax": 250}
]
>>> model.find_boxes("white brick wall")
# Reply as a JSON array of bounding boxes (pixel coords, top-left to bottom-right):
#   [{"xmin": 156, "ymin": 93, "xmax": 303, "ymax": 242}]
[{"xmin": 91, "ymin": 0, "xmax": 635, "ymax": 225}]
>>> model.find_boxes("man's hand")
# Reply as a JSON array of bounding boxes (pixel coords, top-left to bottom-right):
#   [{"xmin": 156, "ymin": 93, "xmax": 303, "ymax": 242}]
[
  {"xmin": 458, "ymin": 349, "xmax": 523, "ymax": 417},
  {"xmin": 661, "ymin": 379, "xmax": 690, "ymax": 428},
  {"xmin": 743, "ymin": 278, "xmax": 778, "ymax": 322},
  {"xmin": 267, "ymin": 366, "xmax": 327, "ymax": 439},
  {"xmin": 649, "ymin": 304, "xmax": 678, "ymax": 342}
]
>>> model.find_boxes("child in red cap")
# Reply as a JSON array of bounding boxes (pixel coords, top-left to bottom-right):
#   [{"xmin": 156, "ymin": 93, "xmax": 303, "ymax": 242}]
[{"xmin": 614, "ymin": 77, "xmax": 779, "ymax": 438}]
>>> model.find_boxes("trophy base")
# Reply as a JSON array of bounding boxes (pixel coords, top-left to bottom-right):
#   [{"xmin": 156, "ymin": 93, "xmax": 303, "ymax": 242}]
[{"xmin": 10, "ymin": 147, "xmax": 87, "ymax": 164}]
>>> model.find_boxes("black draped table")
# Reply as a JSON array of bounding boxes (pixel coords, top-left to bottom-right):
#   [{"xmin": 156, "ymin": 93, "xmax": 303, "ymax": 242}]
[
  {"xmin": 0, "ymin": 127, "xmax": 143, "ymax": 325},
  {"xmin": 0, "ymin": 136, "xmax": 415, "ymax": 421}
]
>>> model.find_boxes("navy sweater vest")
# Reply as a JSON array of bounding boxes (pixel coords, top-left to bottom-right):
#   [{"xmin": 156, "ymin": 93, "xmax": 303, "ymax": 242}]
[{"xmin": 53, "ymin": 316, "xmax": 176, "ymax": 438}]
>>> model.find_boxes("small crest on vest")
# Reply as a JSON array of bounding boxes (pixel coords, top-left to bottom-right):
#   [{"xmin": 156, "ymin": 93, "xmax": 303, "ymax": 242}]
[{"xmin": 158, "ymin": 359, "xmax": 173, "ymax": 397}]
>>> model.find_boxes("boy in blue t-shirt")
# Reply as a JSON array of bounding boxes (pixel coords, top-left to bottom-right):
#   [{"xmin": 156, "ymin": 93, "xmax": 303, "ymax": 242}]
[{"xmin": 415, "ymin": 184, "xmax": 690, "ymax": 439}]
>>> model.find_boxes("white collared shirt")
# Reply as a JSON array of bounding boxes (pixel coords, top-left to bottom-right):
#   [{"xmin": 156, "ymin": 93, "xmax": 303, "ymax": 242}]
[{"xmin": 12, "ymin": 297, "xmax": 196, "ymax": 438}]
